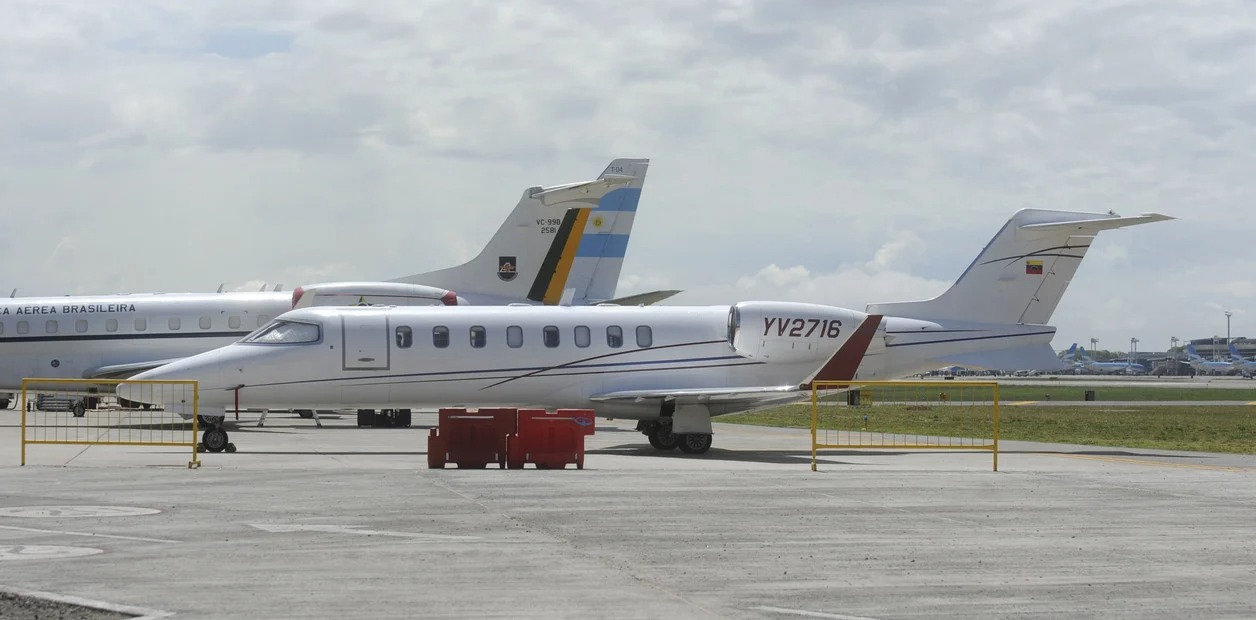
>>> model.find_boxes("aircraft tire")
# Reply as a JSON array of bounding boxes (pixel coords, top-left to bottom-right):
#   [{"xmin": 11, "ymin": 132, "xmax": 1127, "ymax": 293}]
[
  {"xmin": 72, "ymin": 401, "xmax": 86, "ymax": 418},
  {"xmin": 648, "ymin": 425, "xmax": 679, "ymax": 450},
  {"xmin": 296, "ymin": 409, "xmax": 314, "ymax": 419},
  {"xmin": 677, "ymin": 433, "xmax": 712, "ymax": 455},
  {"xmin": 198, "ymin": 415, "xmax": 225, "ymax": 427},
  {"xmin": 202, "ymin": 427, "xmax": 229, "ymax": 453},
  {"xmin": 0, "ymin": 398, "xmax": 9, "ymax": 410}
]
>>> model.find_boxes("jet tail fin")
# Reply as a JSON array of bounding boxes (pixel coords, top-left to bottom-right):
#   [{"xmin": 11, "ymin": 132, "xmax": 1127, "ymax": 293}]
[
  {"xmin": 1229, "ymin": 343, "xmax": 1244, "ymax": 361},
  {"xmin": 391, "ymin": 158, "xmax": 649, "ymax": 305},
  {"xmin": 866, "ymin": 209, "xmax": 1173, "ymax": 325},
  {"xmin": 1061, "ymin": 343, "xmax": 1078, "ymax": 361},
  {"xmin": 1185, "ymin": 344, "xmax": 1203, "ymax": 361}
]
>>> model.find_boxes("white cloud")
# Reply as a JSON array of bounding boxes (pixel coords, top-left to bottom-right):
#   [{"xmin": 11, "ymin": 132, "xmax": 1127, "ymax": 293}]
[{"xmin": 1, "ymin": 0, "xmax": 1254, "ymax": 351}]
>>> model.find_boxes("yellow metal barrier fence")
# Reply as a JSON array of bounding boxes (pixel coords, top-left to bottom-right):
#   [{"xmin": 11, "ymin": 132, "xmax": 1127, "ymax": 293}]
[
  {"xmin": 810, "ymin": 380, "xmax": 999, "ymax": 471},
  {"xmin": 21, "ymin": 378, "xmax": 200, "ymax": 468}
]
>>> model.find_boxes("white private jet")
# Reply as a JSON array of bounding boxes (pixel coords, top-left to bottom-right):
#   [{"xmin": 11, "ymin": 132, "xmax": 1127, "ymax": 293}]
[
  {"xmin": 124, "ymin": 208, "xmax": 1172, "ymax": 453},
  {"xmin": 2, "ymin": 159, "xmax": 668, "ymax": 412}
]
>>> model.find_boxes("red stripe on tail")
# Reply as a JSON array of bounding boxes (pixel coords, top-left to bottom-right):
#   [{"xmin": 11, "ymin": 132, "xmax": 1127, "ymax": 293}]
[{"xmin": 803, "ymin": 314, "xmax": 883, "ymax": 389}]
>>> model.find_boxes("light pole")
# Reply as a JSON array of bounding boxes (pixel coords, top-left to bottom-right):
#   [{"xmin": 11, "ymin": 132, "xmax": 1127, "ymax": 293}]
[
  {"xmin": 1090, "ymin": 338, "xmax": 1098, "ymax": 354},
  {"xmin": 1225, "ymin": 310, "xmax": 1233, "ymax": 348},
  {"xmin": 1130, "ymin": 337, "xmax": 1138, "ymax": 364}
]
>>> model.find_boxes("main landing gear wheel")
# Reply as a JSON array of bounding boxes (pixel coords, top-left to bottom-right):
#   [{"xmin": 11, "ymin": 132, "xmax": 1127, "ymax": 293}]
[
  {"xmin": 0, "ymin": 398, "xmax": 10, "ymax": 410},
  {"xmin": 71, "ymin": 401, "xmax": 86, "ymax": 418},
  {"xmin": 648, "ymin": 424, "xmax": 680, "ymax": 450},
  {"xmin": 677, "ymin": 433, "xmax": 713, "ymax": 455},
  {"xmin": 296, "ymin": 409, "xmax": 314, "ymax": 419},
  {"xmin": 200, "ymin": 427, "xmax": 230, "ymax": 453}
]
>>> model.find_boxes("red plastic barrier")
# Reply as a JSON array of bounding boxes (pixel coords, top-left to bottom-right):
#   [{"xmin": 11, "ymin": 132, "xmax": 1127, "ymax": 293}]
[
  {"xmin": 507, "ymin": 408, "xmax": 596, "ymax": 470},
  {"xmin": 427, "ymin": 408, "xmax": 518, "ymax": 469}
]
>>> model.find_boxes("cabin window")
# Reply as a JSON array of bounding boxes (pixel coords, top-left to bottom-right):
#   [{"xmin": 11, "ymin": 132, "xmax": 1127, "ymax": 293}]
[
  {"xmin": 17, "ymin": 320, "xmax": 29, "ymax": 335},
  {"xmin": 134, "ymin": 318, "xmax": 147, "ymax": 332},
  {"xmin": 243, "ymin": 320, "xmax": 321, "ymax": 344},
  {"xmin": 46, "ymin": 320, "xmax": 58, "ymax": 334},
  {"xmin": 396, "ymin": 326, "xmax": 413, "ymax": 349},
  {"xmin": 507, "ymin": 325, "xmax": 523, "ymax": 348},
  {"xmin": 229, "ymin": 316, "xmax": 241, "ymax": 329},
  {"xmin": 199, "ymin": 316, "xmax": 212, "ymax": 330},
  {"xmin": 607, "ymin": 325, "xmax": 623, "ymax": 348},
  {"xmin": 168, "ymin": 317, "xmax": 181, "ymax": 330},
  {"xmin": 574, "ymin": 325, "xmax": 591, "ymax": 348},
  {"xmin": 470, "ymin": 326, "xmax": 487, "ymax": 348},
  {"xmin": 433, "ymin": 326, "xmax": 450, "ymax": 348},
  {"xmin": 636, "ymin": 325, "xmax": 653, "ymax": 348},
  {"xmin": 543, "ymin": 325, "xmax": 560, "ymax": 348},
  {"xmin": 75, "ymin": 319, "xmax": 88, "ymax": 333},
  {"xmin": 106, "ymin": 318, "xmax": 118, "ymax": 332},
  {"xmin": 257, "ymin": 315, "xmax": 271, "ymax": 327}
]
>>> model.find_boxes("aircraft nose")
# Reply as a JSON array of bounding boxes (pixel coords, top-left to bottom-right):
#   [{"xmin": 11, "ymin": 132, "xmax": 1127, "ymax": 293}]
[{"xmin": 117, "ymin": 359, "xmax": 223, "ymax": 413}]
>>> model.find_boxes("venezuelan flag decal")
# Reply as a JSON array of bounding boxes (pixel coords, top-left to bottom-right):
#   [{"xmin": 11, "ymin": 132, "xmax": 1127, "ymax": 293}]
[{"xmin": 1026, "ymin": 260, "xmax": 1044, "ymax": 275}]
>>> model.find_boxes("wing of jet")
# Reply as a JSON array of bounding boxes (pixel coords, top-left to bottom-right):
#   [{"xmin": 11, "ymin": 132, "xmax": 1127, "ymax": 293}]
[
  {"xmin": 84, "ymin": 358, "xmax": 190, "ymax": 380},
  {"xmin": 589, "ymin": 385, "xmax": 805, "ymax": 409},
  {"xmin": 599, "ymin": 290, "xmax": 682, "ymax": 307}
]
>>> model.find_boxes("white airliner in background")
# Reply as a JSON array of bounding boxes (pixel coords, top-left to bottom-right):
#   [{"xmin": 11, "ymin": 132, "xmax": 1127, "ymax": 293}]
[
  {"xmin": 124, "ymin": 208, "xmax": 1172, "ymax": 453},
  {"xmin": 2, "ymin": 159, "xmax": 666, "ymax": 411}
]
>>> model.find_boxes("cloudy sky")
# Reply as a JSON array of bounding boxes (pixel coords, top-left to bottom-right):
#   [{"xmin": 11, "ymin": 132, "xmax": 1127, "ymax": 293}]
[{"xmin": 1, "ymin": 0, "xmax": 1253, "ymax": 353}]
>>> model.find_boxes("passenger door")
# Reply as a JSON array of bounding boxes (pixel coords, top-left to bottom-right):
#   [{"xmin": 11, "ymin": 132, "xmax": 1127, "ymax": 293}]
[{"xmin": 342, "ymin": 312, "xmax": 390, "ymax": 371}]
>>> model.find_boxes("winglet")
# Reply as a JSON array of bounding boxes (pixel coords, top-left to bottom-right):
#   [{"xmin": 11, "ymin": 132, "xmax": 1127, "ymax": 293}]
[{"xmin": 803, "ymin": 314, "xmax": 883, "ymax": 389}]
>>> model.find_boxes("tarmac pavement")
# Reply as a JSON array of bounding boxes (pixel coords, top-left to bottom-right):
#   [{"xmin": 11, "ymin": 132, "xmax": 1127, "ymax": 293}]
[{"xmin": 1, "ymin": 410, "xmax": 1253, "ymax": 619}]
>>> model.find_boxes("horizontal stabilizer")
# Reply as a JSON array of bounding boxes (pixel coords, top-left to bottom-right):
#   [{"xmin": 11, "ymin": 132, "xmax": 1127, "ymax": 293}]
[
  {"xmin": 937, "ymin": 343, "xmax": 1066, "ymax": 371},
  {"xmin": 531, "ymin": 176, "xmax": 635, "ymax": 207},
  {"xmin": 1020, "ymin": 213, "xmax": 1174, "ymax": 232}
]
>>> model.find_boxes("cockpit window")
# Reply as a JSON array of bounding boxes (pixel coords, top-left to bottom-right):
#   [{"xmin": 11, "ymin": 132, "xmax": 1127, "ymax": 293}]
[{"xmin": 243, "ymin": 320, "xmax": 321, "ymax": 344}]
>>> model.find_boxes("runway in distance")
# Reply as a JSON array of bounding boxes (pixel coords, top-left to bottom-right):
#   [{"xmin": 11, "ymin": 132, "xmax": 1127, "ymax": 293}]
[
  {"xmin": 125, "ymin": 208, "xmax": 1172, "ymax": 453},
  {"xmin": 2, "ymin": 159, "xmax": 663, "ymax": 410}
]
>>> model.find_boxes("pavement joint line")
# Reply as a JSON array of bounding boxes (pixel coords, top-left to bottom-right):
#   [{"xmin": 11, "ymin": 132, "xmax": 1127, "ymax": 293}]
[
  {"xmin": 751, "ymin": 605, "xmax": 884, "ymax": 620},
  {"xmin": 0, "ymin": 524, "xmax": 181, "ymax": 544},
  {"xmin": 0, "ymin": 584, "xmax": 173, "ymax": 619},
  {"xmin": 1049, "ymin": 453, "xmax": 1249, "ymax": 472}
]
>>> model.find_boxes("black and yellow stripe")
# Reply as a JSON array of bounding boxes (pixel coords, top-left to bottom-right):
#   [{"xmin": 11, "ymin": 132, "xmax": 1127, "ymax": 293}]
[{"xmin": 527, "ymin": 208, "xmax": 590, "ymax": 304}]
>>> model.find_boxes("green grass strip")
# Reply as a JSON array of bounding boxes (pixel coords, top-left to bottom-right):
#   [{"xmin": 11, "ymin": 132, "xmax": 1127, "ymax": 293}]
[{"xmin": 721, "ymin": 404, "xmax": 1256, "ymax": 454}]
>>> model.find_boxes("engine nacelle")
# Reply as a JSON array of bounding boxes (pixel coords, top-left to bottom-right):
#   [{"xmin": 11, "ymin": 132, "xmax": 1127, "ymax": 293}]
[
  {"xmin": 291, "ymin": 282, "xmax": 468, "ymax": 309},
  {"xmin": 728, "ymin": 301, "xmax": 867, "ymax": 364}
]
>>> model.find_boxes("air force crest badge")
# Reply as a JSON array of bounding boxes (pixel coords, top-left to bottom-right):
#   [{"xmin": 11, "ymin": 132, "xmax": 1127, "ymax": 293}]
[{"xmin": 498, "ymin": 256, "xmax": 518, "ymax": 281}]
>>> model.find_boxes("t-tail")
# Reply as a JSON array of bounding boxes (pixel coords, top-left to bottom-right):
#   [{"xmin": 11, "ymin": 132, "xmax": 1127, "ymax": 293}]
[
  {"xmin": 390, "ymin": 158, "xmax": 651, "ymax": 305},
  {"xmin": 865, "ymin": 209, "xmax": 1172, "ymax": 373}
]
